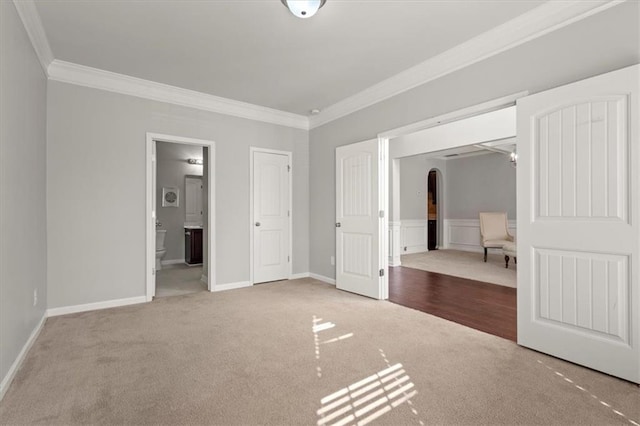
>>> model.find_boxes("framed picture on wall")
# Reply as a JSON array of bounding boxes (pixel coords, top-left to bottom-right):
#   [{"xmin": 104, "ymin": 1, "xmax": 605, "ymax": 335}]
[{"xmin": 162, "ymin": 186, "xmax": 179, "ymax": 207}]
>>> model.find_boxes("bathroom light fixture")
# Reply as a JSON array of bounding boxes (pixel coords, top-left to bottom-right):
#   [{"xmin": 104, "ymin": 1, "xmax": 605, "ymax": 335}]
[
  {"xmin": 281, "ymin": 0, "xmax": 326, "ymax": 18},
  {"xmin": 188, "ymin": 158, "xmax": 203, "ymax": 165}
]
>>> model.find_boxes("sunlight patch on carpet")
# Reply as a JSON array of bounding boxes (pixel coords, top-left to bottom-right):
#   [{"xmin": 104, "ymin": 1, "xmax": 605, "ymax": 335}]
[
  {"xmin": 316, "ymin": 362, "xmax": 420, "ymax": 426},
  {"xmin": 537, "ymin": 360, "xmax": 639, "ymax": 426}
]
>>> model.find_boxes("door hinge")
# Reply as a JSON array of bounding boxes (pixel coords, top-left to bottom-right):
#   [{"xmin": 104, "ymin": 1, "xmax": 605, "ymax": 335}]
[
  {"xmin": 288, "ymin": 255, "xmax": 290, "ymax": 262},
  {"xmin": 287, "ymin": 165, "xmax": 291, "ymax": 172},
  {"xmin": 152, "ymin": 268, "xmax": 156, "ymax": 276},
  {"xmin": 379, "ymin": 210, "xmax": 384, "ymax": 218},
  {"xmin": 379, "ymin": 269, "xmax": 384, "ymax": 277},
  {"xmin": 288, "ymin": 210, "xmax": 290, "ymax": 217}
]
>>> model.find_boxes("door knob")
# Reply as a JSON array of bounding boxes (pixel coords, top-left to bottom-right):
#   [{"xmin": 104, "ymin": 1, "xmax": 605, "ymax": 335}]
[
  {"xmin": 335, "ymin": 222, "xmax": 341, "ymax": 227},
  {"xmin": 255, "ymin": 222, "xmax": 261, "ymax": 227}
]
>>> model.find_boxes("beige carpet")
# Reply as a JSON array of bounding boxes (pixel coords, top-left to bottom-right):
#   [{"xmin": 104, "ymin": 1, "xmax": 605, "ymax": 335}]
[
  {"xmin": 156, "ymin": 264, "xmax": 206, "ymax": 298},
  {"xmin": 1, "ymin": 279, "xmax": 638, "ymax": 425},
  {"xmin": 401, "ymin": 249, "xmax": 517, "ymax": 288}
]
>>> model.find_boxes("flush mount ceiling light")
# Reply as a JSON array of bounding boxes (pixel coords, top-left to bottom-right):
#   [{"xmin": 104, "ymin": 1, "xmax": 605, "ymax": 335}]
[{"xmin": 281, "ymin": 0, "xmax": 327, "ymax": 19}]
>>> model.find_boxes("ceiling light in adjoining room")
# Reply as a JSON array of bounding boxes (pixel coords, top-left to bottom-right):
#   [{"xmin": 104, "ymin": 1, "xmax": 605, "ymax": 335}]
[
  {"xmin": 281, "ymin": 0, "xmax": 327, "ymax": 19},
  {"xmin": 188, "ymin": 158, "xmax": 203, "ymax": 165}
]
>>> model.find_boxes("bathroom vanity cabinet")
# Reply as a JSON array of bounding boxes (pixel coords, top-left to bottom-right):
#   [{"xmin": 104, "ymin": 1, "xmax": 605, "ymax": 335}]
[{"xmin": 185, "ymin": 227, "xmax": 203, "ymax": 265}]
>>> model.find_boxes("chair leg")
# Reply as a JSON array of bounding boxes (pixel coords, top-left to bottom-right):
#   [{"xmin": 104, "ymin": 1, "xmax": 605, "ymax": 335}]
[
  {"xmin": 505, "ymin": 255, "xmax": 510, "ymax": 268},
  {"xmin": 484, "ymin": 248, "xmax": 487, "ymax": 262}
]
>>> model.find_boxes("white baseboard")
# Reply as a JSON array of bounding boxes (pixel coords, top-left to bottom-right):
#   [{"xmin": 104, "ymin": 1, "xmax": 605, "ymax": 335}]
[
  {"xmin": 161, "ymin": 258, "xmax": 185, "ymax": 266},
  {"xmin": 310, "ymin": 273, "xmax": 336, "ymax": 285},
  {"xmin": 290, "ymin": 272, "xmax": 310, "ymax": 280},
  {"xmin": 389, "ymin": 258, "xmax": 402, "ymax": 267},
  {"xmin": 0, "ymin": 313, "xmax": 47, "ymax": 401},
  {"xmin": 47, "ymin": 296, "xmax": 147, "ymax": 317},
  {"xmin": 212, "ymin": 281, "xmax": 252, "ymax": 292}
]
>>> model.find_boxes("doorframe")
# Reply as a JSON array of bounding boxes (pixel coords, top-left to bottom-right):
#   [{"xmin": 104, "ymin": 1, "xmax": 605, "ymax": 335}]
[
  {"xmin": 377, "ymin": 91, "xmax": 528, "ymax": 298},
  {"xmin": 249, "ymin": 147, "xmax": 293, "ymax": 285},
  {"xmin": 145, "ymin": 132, "xmax": 216, "ymax": 301}
]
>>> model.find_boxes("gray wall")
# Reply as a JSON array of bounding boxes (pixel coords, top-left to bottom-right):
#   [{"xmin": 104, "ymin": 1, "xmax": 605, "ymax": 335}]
[
  {"xmin": 309, "ymin": 1, "xmax": 640, "ymax": 279},
  {"xmin": 156, "ymin": 142, "xmax": 204, "ymax": 261},
  {"xmin": 0, "ymin": 1, "xmax": 48, "ymax": 389},
  {"xmin": 398, "ymin": 156, "xmax": 447, "ymax": 220},
  {"xmin": 446, "ymin": 153, "xmax": 516, "ymax": 220},
  {"xmin": 47, "ymin": 82, "xmax": 309, "ymax": 309}
]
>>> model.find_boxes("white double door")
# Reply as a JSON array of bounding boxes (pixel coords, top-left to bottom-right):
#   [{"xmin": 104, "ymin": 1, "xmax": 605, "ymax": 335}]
[
  {"xmin": 252, "ymin": 150, "xmax": 291, "ymax": 284},
  {"xmin": 517, "ymin": 64, "xmax": 639, "ymax": 383},
  {"xmin": 333, "ymin": 65, "xmax": 639, "ymax": 383}
]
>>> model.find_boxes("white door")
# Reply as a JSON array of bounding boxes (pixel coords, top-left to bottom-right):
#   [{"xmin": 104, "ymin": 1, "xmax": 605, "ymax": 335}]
[
  {"xmin": 185, "ymin": 176, "xmax": 203, "ymax": 224},
  {"xmin": 253, "ymin": 151, "xmax": 290, "ymax": 284},
  {"xmin": 517, "ymin": 64, "xmax": 639, "ymax": 383},
  {"xmin": 336, "ymin": 139, "xmax": 387, "ymax": 299},
  {"xmin": 151, "ymin": 141, "xmax": 157, "ymax": 298}
]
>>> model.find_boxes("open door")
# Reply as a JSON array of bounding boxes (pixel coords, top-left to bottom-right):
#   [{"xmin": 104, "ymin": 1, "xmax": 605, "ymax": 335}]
[
  {"xmin": 151, "ymin": 141, "xmax": 157, "ymax": 299},
  {"xmin": 336, "ymin": 139, "xmax": 387, "ymax": 299},
  {"xmin": 517, "ymin": 64, "xmax": 639, "ymax": 383}
]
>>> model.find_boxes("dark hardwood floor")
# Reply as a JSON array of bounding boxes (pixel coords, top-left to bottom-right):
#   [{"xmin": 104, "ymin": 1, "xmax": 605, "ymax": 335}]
[{"xmin": 389, "ymin": 266, "xmax": 517, "ymax": 341}]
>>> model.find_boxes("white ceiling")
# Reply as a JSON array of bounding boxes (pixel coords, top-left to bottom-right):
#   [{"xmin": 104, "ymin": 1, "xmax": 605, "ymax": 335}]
[
  {"xmin": 410, "ymin": 138, "xmax": 517, "ymax": 161},
  {"xmin": 35, "ymin": 0, "xmax": 544, "ymax": 115}
]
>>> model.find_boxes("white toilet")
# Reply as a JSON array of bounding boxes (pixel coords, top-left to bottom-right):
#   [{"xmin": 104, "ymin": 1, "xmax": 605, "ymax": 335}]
[{"xmin": 155, "ymin": 229, "xmax": 167, "ymax": 271}]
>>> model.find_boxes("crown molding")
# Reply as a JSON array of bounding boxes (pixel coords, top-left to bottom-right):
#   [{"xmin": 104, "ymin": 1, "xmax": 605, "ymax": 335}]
[
  {"xmin": 48, "ymin": 60, "xmax": 309, "ymax": 130},
  {"xmin": 12, "ymin": 0, "xmax": 54, "ymax": 73},
  {"xmin": 309, "ymin": 0, "xmax": 625, "ymax": 129}
]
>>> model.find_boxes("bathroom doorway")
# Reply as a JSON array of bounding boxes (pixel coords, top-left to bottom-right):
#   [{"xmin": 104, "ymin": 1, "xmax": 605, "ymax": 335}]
[{"xmin": 146, "ymin": 133, "xmax": 216, "ymax": 301}]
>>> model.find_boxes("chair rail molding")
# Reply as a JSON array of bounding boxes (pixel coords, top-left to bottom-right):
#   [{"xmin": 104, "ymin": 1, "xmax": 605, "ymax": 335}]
[
  {"xmin": 309, "ymin": 0, "xmax": 624, "ymax": 129},
  {"xmin": 443, "ymin": 219, "xmax": 517, "ymax": 253}
]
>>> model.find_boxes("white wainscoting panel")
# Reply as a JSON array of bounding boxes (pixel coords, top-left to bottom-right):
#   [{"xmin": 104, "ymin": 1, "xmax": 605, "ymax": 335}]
[
  {"xmin": 534, "ymin": 248, "xmax": 629, "ymax": 343},
  {"xmin": 400, "ymin": 220, "xmax": 428, "ymax": 254},
  {"xmin": 443, "ymin": 219, "xmax": 517, "ymax": 253},
  {"xmin": 389, "ymin": 221, "xmax": 402, "ymax": 266}
]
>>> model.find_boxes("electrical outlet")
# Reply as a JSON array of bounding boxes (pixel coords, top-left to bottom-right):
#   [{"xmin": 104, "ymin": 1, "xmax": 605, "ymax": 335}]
[
  {"xmin": 33, "ymin": 289, "xmax": 38, "ymax": 307},
  {"xmin": 330, "ymin": 256, "xmax": 335, "ymax": 266}
]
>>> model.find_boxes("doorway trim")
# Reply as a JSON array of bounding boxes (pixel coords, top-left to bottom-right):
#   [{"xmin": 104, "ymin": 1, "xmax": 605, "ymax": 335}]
[
  {"xmin": 145, "ymin": 132, "xmax": 216, "ymax": 301},
  {"xmin": 249, "ymin": 147, "xmax": 293, "ymax": 285},
  {"xmin": 377, "ymin": 91, "xmax": 528, "ymax": 298}
]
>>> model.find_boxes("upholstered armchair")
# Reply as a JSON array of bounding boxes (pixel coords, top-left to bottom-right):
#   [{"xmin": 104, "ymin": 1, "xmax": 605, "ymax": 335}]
[{"xmin": 479, "ymin": 212, "xmax": 514, "ymax": 262}]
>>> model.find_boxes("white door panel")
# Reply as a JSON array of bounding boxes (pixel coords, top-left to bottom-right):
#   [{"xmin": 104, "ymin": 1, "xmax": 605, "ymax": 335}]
[
  {"xmin": 336, "ymin": 139, "xmax": 385, "ymax": 299},
  {"xmin": 253, "ymin": 151, "xmax": 290, "ymax": 284},
  {"xmin": 517, "ymin": 64, "xmax": 639, "ymax": 383}
]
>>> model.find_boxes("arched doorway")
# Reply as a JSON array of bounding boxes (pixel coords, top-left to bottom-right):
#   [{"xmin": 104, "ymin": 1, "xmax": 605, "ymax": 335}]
[{"xmin": 427, "ymin": 169, "xmax": 439, "ymax": 250}]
